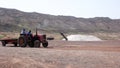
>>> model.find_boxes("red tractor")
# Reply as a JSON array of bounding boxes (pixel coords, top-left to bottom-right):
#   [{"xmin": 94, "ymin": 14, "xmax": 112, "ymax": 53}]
[
  {"xmin": 18, "ymin": 29, "xmax": 48, "ymax": 48},
  {"xmin": 0, "ymin": 29, "xmax": 48, "ymax": 48}
]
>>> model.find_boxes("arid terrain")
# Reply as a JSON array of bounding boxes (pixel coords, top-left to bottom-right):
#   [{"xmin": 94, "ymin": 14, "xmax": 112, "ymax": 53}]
[
  {"xmin": 0, "ymin": 40, "xmax": 120, "ymax": 68},
  {"xmin": 0, "ymin": 7, "xmax": 120, "ymax": 68},
  {"xmin": 1, "ymin": 7, "xmax": 120, "ymax": 32}
]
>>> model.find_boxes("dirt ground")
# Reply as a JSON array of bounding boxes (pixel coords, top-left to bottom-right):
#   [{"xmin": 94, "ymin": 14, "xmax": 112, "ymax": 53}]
[{"xmin": 0, "ymin": 40, "xmax": 120, "ymax": 68}]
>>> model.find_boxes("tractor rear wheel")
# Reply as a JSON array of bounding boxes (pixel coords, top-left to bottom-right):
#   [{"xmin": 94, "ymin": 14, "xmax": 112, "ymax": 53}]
[
  {"xmin": 34, "ymin": 40, "xmax": 40, "ymax": 47},
  {"xmin": 18, "ymin": 36, "xmax": 27, "ymax": 47},
  {"xmin": 42, "ymin": 41, "xmax": 48, "ymax": 48}
]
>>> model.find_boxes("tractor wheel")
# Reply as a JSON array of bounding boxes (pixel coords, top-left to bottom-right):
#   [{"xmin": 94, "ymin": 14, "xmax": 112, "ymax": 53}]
[
  {"xmin": 2, "ymin": 41, "xmax": 6, "ymax": 46},
  {"xmin": 14, "ymin": 43, "xmax": 17, "ymax": 47},
  {"xmin": 28, "ymin": 36, "xmax": 34, "ymax": 47},
  {"xmin": 34, "ymin": 40, "xmax": 40, "ymax": 47},
  {"xmin": 42, "ymin": 41, "xmax": 48, "ymax": 48},
  {"xmin": 28, "ymin": 42, "xmax": 34, "ymax": 47},
  {"xmin": 18, "ymin": 36, "xmax": 27, "ymax": 47}
]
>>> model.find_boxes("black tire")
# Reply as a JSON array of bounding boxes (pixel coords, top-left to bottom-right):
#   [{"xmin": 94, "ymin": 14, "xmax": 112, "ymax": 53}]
[
  {"xmin": 28, "ymin": 42, "xmax": 34, "ymax": 47},
  {"xmin": 2, "ymin": 41, "xmax": 6, "ymax": 46},
  {"xmin": 28, "ymin": 36, "xmax": 34, "ymax": 47},
  {"xmin": 18, "ymin": 36, "xmax": 27, "ymax": 47},
  {"xmin": 34, "ymin": 40, "xmax": 40, "ymax": 47},
  {"xmin": 42, "ymin": 41, "xmax": 48, "ymax": 48},
  {"xmin": 14, "ymin": 43, "xmax": 17, "ymax": 47}
]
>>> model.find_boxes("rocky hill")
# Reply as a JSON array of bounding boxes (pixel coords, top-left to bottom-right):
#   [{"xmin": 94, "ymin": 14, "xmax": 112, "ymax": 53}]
[{"xmin": 0, "ymin": 7, "xmax": 120, "ymax": 32}]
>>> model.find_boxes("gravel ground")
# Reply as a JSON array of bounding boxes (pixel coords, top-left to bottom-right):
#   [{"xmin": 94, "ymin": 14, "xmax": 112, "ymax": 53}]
[{"xmin": 0, "ymin": 40, "xmax": 120, "ymax": 68}]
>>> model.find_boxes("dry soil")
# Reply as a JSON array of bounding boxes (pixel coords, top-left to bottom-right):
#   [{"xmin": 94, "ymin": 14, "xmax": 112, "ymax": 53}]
[{"xmin": 0, "ymin": 40, "xmax": 120, "ymax": 68}]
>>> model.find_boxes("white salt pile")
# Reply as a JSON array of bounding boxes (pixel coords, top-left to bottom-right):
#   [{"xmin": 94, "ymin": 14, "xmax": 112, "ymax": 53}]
[{"xmin": 63, "ymin": 34, "xmax": 102, "ymax": 41}]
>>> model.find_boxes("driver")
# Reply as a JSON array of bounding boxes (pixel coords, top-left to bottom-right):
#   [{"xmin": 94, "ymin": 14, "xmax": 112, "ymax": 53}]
[{"xmin": 21, "ymin": 28, "xmax": 26, "ymax": 34}]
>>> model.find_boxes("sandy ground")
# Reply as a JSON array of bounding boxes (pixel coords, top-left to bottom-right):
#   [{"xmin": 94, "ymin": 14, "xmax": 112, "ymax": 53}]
[{"xmin": 0, "ymin": 40, "xmax": 120, "ymax": 68}]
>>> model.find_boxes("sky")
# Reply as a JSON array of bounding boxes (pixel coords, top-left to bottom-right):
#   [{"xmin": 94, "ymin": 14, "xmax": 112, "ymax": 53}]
[{"xmin": 0, "ymin": 0, "xmax": 120, "ymax": 19}]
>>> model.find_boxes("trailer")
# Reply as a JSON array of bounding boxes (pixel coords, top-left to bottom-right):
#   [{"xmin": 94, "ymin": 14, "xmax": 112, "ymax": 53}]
[{"xmin": 0, "ymin": 38, "xmax": 18, "ymax": 46}]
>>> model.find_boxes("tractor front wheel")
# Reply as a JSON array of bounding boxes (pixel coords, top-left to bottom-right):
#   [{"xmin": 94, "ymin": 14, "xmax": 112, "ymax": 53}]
[{"xmin": 42, "ymin": 41, "xmax": 48, "ymax": 48}]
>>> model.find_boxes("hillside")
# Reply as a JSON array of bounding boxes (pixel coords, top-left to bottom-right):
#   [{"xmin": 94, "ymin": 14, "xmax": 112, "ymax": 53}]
[{"xmin": 0, "ymin": 7, "xmax": 120, "ymax": 32}]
